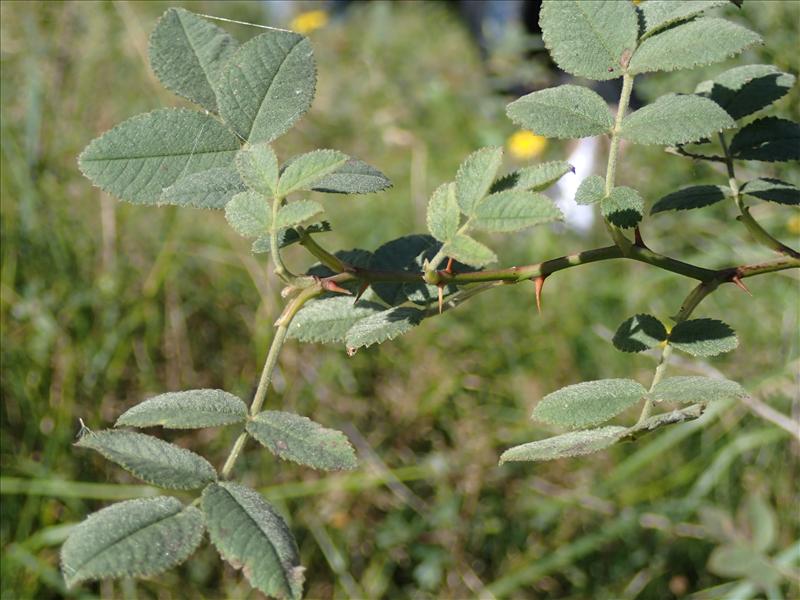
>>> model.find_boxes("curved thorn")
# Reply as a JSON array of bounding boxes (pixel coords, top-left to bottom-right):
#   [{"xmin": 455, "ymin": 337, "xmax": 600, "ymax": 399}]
[
  {"xmin": 534, "ymin": 275, "xmax": 547, "ymax": 314},
  {"xmin": 731, "ymin": 275, "xmax": 752, "ymax": 296},
  {"xmin": 354, "ymin": 281, "xmax": 370, "ymax": 304},
  {"xmin": 322, "ymin": 279, "xmax": 352, "ymax": 295}
]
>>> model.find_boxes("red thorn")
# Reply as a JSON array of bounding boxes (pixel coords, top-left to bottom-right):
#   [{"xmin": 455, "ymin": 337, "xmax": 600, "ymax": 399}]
[
  {"xmin": 731, "ymin": 275, "xmax": 752, "ymax": 296},
  {"xmin": 534, "ymin": 275, "xmax": 547, "ymax": 314},
  {"xmin": 445, "ymin": 258, "xmax": 454, "ymax": 274},
  {"xmin": 437, "ymin": 284, "xmax": 444, "ymax": 315},
  {"xmin": 634, "ymin": 227, "xmax": 647, "ymax": 249},
  {"xmin": 354, "ymin": 281, "xmax": 369, "ymax": 303},
  {"xmin": 321, "ymin": 279, "xmax": 352, "ymax": 295}
]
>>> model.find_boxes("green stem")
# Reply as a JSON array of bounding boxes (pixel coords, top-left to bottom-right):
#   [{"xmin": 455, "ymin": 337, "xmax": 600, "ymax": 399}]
[
  {"xmin": 604, "ymin": 72, "xmax": 635, "ymax": 254},
  {"xmin": 297, "ymin": 227, "xmax": 348, "ymax": 273},
  {"xmin": 269, "ymin": 195, "xmax": 296, "ymax": 282},
  {"xmin": 636, "ymin": 344, "xmax": 673, "ymax": 427}
]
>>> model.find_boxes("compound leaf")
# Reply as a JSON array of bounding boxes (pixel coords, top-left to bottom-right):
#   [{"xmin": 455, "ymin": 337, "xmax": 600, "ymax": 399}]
[
  {"xmin": 649, "ymin": 376, "xmax": 747, "ymax": 404},
  {"xmin": 345, "ymin": 307, "xmax": 425, "ymax": 350},
  {"xmin": 601, "ymin": 186, "xmax": 643, "ymax": 228},
  {"xmin": 575, "ymin": 175, "xmax": 605, "ymax": 205},
  {"xmin": 149, "ymin": 8, "xmax": 238, "ymax": 112},
  {"xmin": 455, "ymin": 147, "xmax": 504, "ymax": 215},
  {"xmin": 651, "ymin": 185, "xmax": 729, "ymax": 213},
  {"xmin": 310, "ymin": 159, "xmax": 391, "ymax": 194},
  {"xmin": 278, "ymin": 149, "xmax": 348, "ymax": 196},
  {"xmin": 540, "ymin": 0, "xmax": 637, "ymax": 80},
  {"xmin": 426, "ymin": 182, "xmax": 460, "ymax": 242},
  {"xmin": 160, "ymin": 167, "xmax": 245, "ymax": 209},
  {"xmin": 669, "ymin": 318, "xmax": 738, "ymax": 357},
  {"xmin": 288, "ymin": 296, "xmax": 384, "ymax": 344},
  {"xmin": 613, "ymin": 314, "xmax": 668, "ymax": 353},
  {"xmin": 247, "ymin": 411, "xmax": 358, "ymax": 471},
  {"xmin": 695, "ymin": 65, "xmax": 796, "ymax": 120},
  {"xmin": 506, "ymin": 85, "xmax": 613, "ymax": 139},
  {"xmin": 500, "ymin": 426, "xmax": 627, "ymax": 464},
  {"xmin": 472, "ymin": 190, "xmax": 562, "ymax": 232},
  {"xmin": 203, "ymin": 482, "xmax": 304, "ymax": 600},
  {"xmin": 621, "ymin": 94, "xmax": 735, "ymax": 145},
  {"xmin": 638, "ymin": 1, "xmax": 728, "ymax": 39},
  {"xmin": 217, "ymin": 30, "xmax": 315, "ymax": 143},
  {"xmin": 491, "ymin": 161, "xmax": 573, "ymax": 194},
  {"xmin": 116, "ymin": 389, "xmax": 248, "ymax": 429},
  {"xmin": 442, "ymin": 234, "xmax": 497, "ymax": 268},
  {"xmin": 236, "ymin": 143, "xmax": 279, "ymax": 196},
  {"xmin": 628, "ymin": 18, "xmax": 761, "ymax": 75},
  {"xmin": 729, "ymin": 117, "xmax": 800, "ymax": 162},
  {"xmin": 275, "ymin": 200, "xmax": 324, "ymax": 229},
  {"xmin": 225, "ymin": 191, "xmax": 271, "ymax": 238},
  {"xmin": 61, "ymin": 497, "xmax": 204, "ymax": 587},
  {"xmin": 740, "ymin": 178, "xmax": 800, "ymax": 206},
  {"xmin": 78, "ymin": 108, "xmax": 240, "ymax": 205},
  {"xmin": 532, "ymin": 379, "xmax": 647, "ymax": 429},
  {"xmin": 76, "ymin": 430, "xmax": 216, "ymax": 490}
]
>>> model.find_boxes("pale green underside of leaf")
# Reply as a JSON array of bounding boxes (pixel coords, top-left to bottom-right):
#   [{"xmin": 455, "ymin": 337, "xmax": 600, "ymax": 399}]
[
  {"xmin": 236, "ymin": 143, "xmax": 279, "ymax": 196},
  {"xmin": 345, "ymin": 307, "xmax": 425, "ymax": 350},
  {"xmin": 247, "ymin": 411, "xmax": 358, "ymax": 471},
  {"xmin": 78, "ymin": 108, "xmax": 241, "ymax": 205},
  {"xmin": 540, "ymin": 0, "xmax": 637, "ymax": 80},
  {"xmin": 638, "ymin": 1, "xmax": 728, "ymax": 39},
  {"xmin": 275, "ymin": 200, "xmax": 324, "ymax": 229},
  {"xmin": 500, "ymin": 426, "xmax": 627, "ymax": 464},
  {"xmin": 77, "ymin": 430, "xmax": 217, "ymax": 490},
  {"xmin": 695, "ymin": 65, "xmax": 796, "ymax": 121},
  {"xmin": 491, "ymin": 161, "xmax": 574, "ymax": 194},
  {"xmin": 310, "ymin": 159, "xmax": 392, "ymax": 194},
  {"xmin": 115, "ymin": 389, "xmax": 248, "ymax": 429},
  {"xmin": 506, "ymin": 85, "xmax": 613, "ymax": 139},
  {"xmin": 668, "ymin": 318, "xmax": 738, "ymax": 357},
  {"xmin": 456, "ymin": 147, "xmax": 504, "ymax": 215},
  {"xmin": 442, "ymin": 234, "xmax": 497, "ymax": 268},
  {"xmin": 427, "ymin": 182, "xmax": 460, "ymax": 242},
  {"xmin": 621, "ymin": 94, "xmax": 735, "ymax": 145},
  {"xmin": 61, "ymin": 497, "xmax": 204, "ymax": 587},
  {"xmin": 741, "ymin": 178, "xmax": 800, "ymax": 206},
  {"xmin": 203, "ymin": 482, "xmax": 304, "ymax": 600},
  {"xmin": 729, "ymin": 117, "xmax": 800, "ymax": 162},
  {"xmin": 575, "ymin": 175, "xmax": 605, "ymax": 205},
  {"xmin": 225, "ymin": 191, "xmax": 271, "ymax": 238},
  {"xmin": 532, "ymin": 379, "xmax": 647, "ymax": 429},
  {"xmin": 747, "ymin": 495, "xmax": 778, "ymax": 553},
  {"xmin": 160, "ymin": 167, "xmax": 245, "ymax": 209},
  {"xmin": 288, "ymin": 297, "xmax": 385, "ymax": 344},
  {"xmin": 472, "ymin": 190, "xmax": 562, "ymax": 232},
  {"xmin": 649, "ymin": 376, "xmax": 747, "ymax": 404},
  {"xmin": 601, "ymin": 186, "xmax": 643, "ymax": 228},
  {"xmin": 708, "ymin": 544, "xmax": 782, "ymax": 588},
  {"xmin": 148, "ymin": 8, "xmax": 238, "ymax": 112},
  {"xmin": 278, "ymin": 149, "xmax": 348, "ymax": 196},
  {"xmin": 628, "ymin": 18, "xmax": 762, "ymax": 75},
  {"xmin": 651, "ymin": 185, "xmax": 730, "ymax": 214},
  {"xmin": 613, "ymin": 314, "xmax": 667, "ymax": 353},
  {"xmin": 217, "ymin": 30, "xmax": 316, "ymax": 144}
]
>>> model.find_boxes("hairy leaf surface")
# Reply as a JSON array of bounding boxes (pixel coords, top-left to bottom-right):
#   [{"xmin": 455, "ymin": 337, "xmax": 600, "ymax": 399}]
[
  {"xmin": 455, "ymin": 147, "xmax": 504, "ymax": 215},
  {"xmin": 278, "ymin": 150, "xmax": 348, "ymax": 196},
  {"xmin": 472, "ymin": 190, "xmax": 562, "ymax": 232},
  {"xmin": 236, "ymin": 143, "xmax": 279, "ymax": 196},
  {"xmin": 669, "ymin": 318, "xmax": 738, "ymax": 357},
  {"xmin": 345, "ymin": 307, "xmax": 425, "ymax": 350},
  {"xmin": 225, "ymin": 191, "xmax": 271, "ymax": 237},
  {"xmin": 275, "ymin": 200, "xmax": 324, "ymax": 229},
  {"xmin": 601, "ymin": 186, "xmax": 643, "ymax": 228},
  {"xmin": 575, "ymin": 175, "xmax": 605, "ymax": 205},
  {"xmin": 160, "ymin": 167, "xmax": 245, "ymax": 209},
  {"xmin": 638, "ymin": 1, "xmax": 728, "ymax": 39},
  {"xmin": 740, "ymin": 178, "xmax": 800, "ymax": 205},
  {"xmin": 532, "ymin": 379, "xmax": 647, "ymax": 429},
  {"xmin": 506, "ymin": 85, "xmax": 613, "ymax": 139},
  {"xmin": 695, "ymin": 65, "xmax": 796, "ymax": 120},
  {"xmin": 649, "ymin": 376, "xmax": 746, "ymax": 404},
  {"xmin": 288, "ymin": 297, "xmax": 384, "ymax": 344},
  {"xmin": 491, "ymin": 161, "xmax": 573, "ymax": 194},
  {"xmin": 651, "ymin": 185, "xmax": 729, "ymax": 214},
  {"xmin": 442, "ymin": 234, "xmax": 497, "ymax": 268},
  {"xmin": 426, "ymin": 182, "xmax": 460, "ymax": 242},
  {"xmin": 621, "ymin": 94, "xmax": 734, "ymax": 145},
  {"xmin": 500, "ymin": 427, "xmax": 627, "ymax": 464},
  {"xmin": 613, "ymin": 314, "xmax": 667, "ymax": 353},
  {"xmin": 310, "ymin": 159, "xmax": 392, "ymax": 194},
  {"xmin": 729, "ymin": 117, "xmax": 800, "ymax": 162},
  {"xmin": 116, "ymin": 390, "xmax": 248, "ymax": 429}
]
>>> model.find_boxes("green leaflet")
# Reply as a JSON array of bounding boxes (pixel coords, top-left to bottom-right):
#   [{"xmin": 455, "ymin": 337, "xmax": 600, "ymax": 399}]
[
  {"xmin": 442, "ymin": 234, "xmax": 497, "ymax": 268},
  {"xmin": 695, "ymin": 65, "xmax": 796, "ymax": 121},
  {"xmin": 490, "ymin": 161, "xmax": 573, "ymax": 194},
  {"xmin": 236, "ymin": 143, "xmax": 279, "ymax": 196},
  {"xmin": 76, "ymin": 430, "xmax": 217, "ymax": 490},
  {"xmin": 499, "ymin": 426, "xmax": 627, "ymax": 464},
  {"xmin": 345, "ymin": 307, "xmax": 425, "ymax": 350},
  {"xmin": 638, "ymin": 1, "xmax": 728, "ymax": 39},
  {"xmin": 574, "ymin": 175, "xmax": 605, "ymax": 205},
  {"xmin": 148, "ymin": 8, "xmax": 238, "ymax": 112},
  {"xmin": 247, "ymin": 411, "xmax": 358, "ymax": 471},
  {"xmin": 288, "ymin": 296, "xmax": 385, "ymax": 344},
  {"xmin": 275, "ymin": 200, "xmax": 324, "ymax": 229},
  {"xmin": 649, "ymin": 376, "xmax": 747, "ymax": 404},
  {"xmin": 160, "ymin": 167, "xmax": 245, "ymax": 209},
  {"xmin": 621, "ymin": 94, "xmax": 735, "ymax": 145},
  {"xmin": 78, "ymin": 108, "xmax": 241, "ymax": 205},
  {"xmin": 310, "ymin": 159, "xmax": 392, "ymax": 194},
  {"xmin": 532, "ymin": 379, "xmax": 647, "ymax": 430},
  {"xmin": 729, "ymin": 117, "xmax": 800, "ymax": 162},
  {"xmin": 115, "ymin": 389, "xmax": 248, "ymax": 429},
  {"xmin": 668, "ymin": 318, "xmax": 738, "ymax": 357},
  {"xmin": 203, "ymin": 482, "xmax": 304, "ymax": 600},
  {"xmin": 278, "ymin": 149, "xmax": 349, "ymax": 196},
  {"xmin": 455, "ymin": 147, "xmax": 504, "ymax": 215},
  {"xmin": 217, "ymin": 30, "xmax": 316, "ymax": 143},
  {"xmin": 740, "ymin": 178, "xmax": 800, "ymax": 206},
  {"xmin": 708, "ymin": 545, "xmax": 782, "ymax": 589},
  {"xmin": 651, "ymin": 185, "xmax": 730, "ymax": 214},
  {"xmin": 506, "ymin": 85, "xmax": 613, "ymax": 139},
  {"xmin": 540, "ymin": 0, "xmax": 637, "ymax": 80},
  {"xmin": 612, "ymin": 314, "xmax": 667, "ymax": 353},
  {"xmin": 61, "ymin": 497, "xmax": 204, "ymax": 587},
  {"xmin": 225, "ymin": 191, "xmax": 271, "ymax": 238},
  {"xmin": 600, "ymin": 186, "xmax": 643, "ymax": 228},
  {"xmin": 426, "ymin": 182, "xmax": 460, "ymax": 243},
  {"xmin": 628, "ymin": 18, "xmax": 762, "ymax": 75},
  {"xmin": 472, "ymin": 190, "xmax": 562, "ymax": 232},
  {"xmin": 746, "ymin": 495, "xmax": 778, "ymax": 553}
]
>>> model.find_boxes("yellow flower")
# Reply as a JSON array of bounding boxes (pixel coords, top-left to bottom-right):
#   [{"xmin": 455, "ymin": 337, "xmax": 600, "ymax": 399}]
[
  {"xmin": 290, "ymin": 10, "xmax": 329, "ymax": 35},
  {"xmin": 508, "ymin": 131, "xmax": 548, "ymax": 160},
  {"xmin": 788, "ymin": 214, "xmax": 800, "ymax": 235}
]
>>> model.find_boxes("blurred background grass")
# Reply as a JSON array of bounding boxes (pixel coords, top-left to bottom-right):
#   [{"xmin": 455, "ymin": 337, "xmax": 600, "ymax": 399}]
[{"xmin": 1, "ymin": 1, "xmax": 798, "ymax": 598}]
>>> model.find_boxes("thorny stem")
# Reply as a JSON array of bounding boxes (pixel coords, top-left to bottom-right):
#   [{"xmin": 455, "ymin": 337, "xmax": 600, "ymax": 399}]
[
  {"xmin": 604, "ymin": 72, "xmax": 635, "ymax": 254},
  {"xmin": 269, "ymin": 195, "xmax": 297, "ymax": 282}
]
